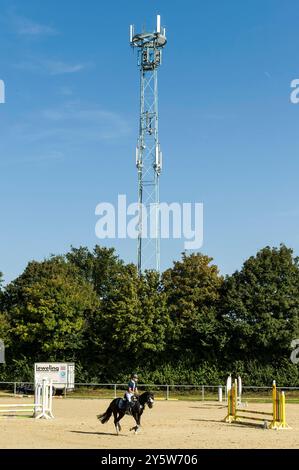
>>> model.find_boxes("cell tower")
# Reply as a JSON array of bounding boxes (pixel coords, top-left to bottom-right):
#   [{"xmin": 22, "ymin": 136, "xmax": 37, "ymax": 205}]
[{"xmin": 130, "ymin": 15, "xmax": 167, "ymax": 275}]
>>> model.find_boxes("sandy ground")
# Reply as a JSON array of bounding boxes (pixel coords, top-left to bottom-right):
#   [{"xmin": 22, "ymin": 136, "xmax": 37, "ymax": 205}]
[{"xmin": 0, "ymin": 397, "xmax": 298, "ymax": 449}]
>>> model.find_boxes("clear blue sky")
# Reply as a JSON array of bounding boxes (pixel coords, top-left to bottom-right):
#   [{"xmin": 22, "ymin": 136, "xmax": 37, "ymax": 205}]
[{"xmin": 1, "ymin": 0, "xmax": 299, "ymax": 284}]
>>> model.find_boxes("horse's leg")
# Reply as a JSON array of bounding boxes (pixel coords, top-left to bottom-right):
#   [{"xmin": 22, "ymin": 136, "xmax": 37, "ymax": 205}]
[
  {"xmin": 130, "ymin": 411, "xmax": 141, "ymax": 434},
  {"xmin": 117, "ymin": 411, "xmax": 125, "ymax": 432},
  {"xmin": 113, "ymin": 410, "xmax": 120, "ymax": 435},
  {"xmin": 134, "ymin": 414, "xmax": 141, "ymax": 434},
  {"xmin": 118, "ymin": 411, "xmax": 126, "ymax": 430},
  {"xmin": 114, "ymin": 410, "xmax": 125, "ymax": 434}
]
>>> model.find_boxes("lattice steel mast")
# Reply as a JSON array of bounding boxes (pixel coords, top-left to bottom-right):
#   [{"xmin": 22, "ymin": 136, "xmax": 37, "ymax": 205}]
[{"xmin": 130, "ymin": 15, "xmax": 167, "ymax": 275}]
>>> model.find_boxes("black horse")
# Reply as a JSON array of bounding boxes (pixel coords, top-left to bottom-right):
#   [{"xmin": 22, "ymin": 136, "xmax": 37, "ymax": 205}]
[{"xmin": 97, "ymin": 391, "xmax": 154, "ymax": 434}]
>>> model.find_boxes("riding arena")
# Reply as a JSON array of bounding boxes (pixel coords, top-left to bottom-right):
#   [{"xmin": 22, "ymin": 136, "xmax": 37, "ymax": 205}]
[{"xmin": 0, "ymin": 374, "xmax": 298, "ymax": 449}]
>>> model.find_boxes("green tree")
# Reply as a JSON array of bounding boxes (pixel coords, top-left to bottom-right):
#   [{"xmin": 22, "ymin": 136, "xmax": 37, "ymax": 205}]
[
  {"xmin": 220, "ymin": 245, "xmax": 299, "ymax": 363},
  {"xmin": 137, "ymin": 270, "xmax": 170, "ymax": 356},
  {"xmin": 67, "ymin": 247, "xmax": 172, "ymax": 379},
  {"xmin": 4, "ymin": 257, "xmax": 99, "ymax": 361},
  {"xmin": 162, "ymin": 252, "xmax": 223, "ymax": 362},
  {"xmin": 0, "ymin": 272, "xmax": 10, "ymax": 347},
  {"xmin": 0, "ymin": 311, "xmax": 10, "ymax": 350},
  {"xmin": 0, "ymin": 271, "xmax": 3, "ymax": 309},
  {"xmin": 66, "ymin": 245, "xmax": 125, "ymax": 299},
  {"xmin": 86, "ymin": 265, "xmax": 171, "ymax": 379}
]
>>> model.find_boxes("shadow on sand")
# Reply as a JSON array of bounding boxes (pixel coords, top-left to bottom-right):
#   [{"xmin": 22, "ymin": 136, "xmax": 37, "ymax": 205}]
[
  {"xmin": 69, "ymin": 430, "xmax": 127, "ymax": 437},
  {"xmin": 190, "ymin": 418, "xmax": 223, "ymax": 424},
  {"xmin": 189, "ymin": 405, "xmax": 225, "ymax": 410}
]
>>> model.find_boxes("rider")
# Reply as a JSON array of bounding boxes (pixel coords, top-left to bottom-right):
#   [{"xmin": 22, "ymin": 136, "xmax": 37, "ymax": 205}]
[{"xmin": 124, "ymin": 372, "xmax": 139, "ymax": 414}]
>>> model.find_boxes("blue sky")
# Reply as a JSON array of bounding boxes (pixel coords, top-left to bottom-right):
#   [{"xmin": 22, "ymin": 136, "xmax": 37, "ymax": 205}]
[{"xmin": 1, "ymin": 0, "xmax": 299, "ymax": 283}]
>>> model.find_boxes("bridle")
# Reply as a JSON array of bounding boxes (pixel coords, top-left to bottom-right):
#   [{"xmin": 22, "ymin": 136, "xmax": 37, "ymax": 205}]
[
  {"xmin": 129, "ymin": 392, "xmax": 154, "ymax": 410},
  {"xmin": 146, "ymin": 394, "xmax": 154, "ymax": 408}
]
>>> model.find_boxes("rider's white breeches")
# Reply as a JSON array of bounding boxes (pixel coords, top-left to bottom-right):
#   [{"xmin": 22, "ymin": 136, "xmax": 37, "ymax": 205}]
[{"xmin": 125, "ymin": 392, "xmax": 133, "ymax": 402}]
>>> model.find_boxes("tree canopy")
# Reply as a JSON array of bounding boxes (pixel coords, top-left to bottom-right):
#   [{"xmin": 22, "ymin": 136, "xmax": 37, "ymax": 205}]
[
  {"xmin": 0, "ymin": 244, "xmax": 298, "ymax": 385},
  {"xmin": 220, "ymin": 245, "xmax": 299, "ymax": 363},
  {"xmin": 3, "ymin": 257, "xmax": 99, "ymax": 360}
]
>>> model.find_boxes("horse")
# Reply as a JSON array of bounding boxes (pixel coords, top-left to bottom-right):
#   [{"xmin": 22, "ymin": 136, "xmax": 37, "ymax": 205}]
[{"xmin": 97, "ymin": 391, "xmax": 154, "ymax": 435}]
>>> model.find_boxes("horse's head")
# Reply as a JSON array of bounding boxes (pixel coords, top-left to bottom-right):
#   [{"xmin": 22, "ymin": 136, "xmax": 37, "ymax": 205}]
[
  {"xmin": 147, "ymin": 392, "xmax": 154, "ymax": 408},
  {"xmin": 139, "ymin": 391, "xmax": 155, "ymax": 408}
]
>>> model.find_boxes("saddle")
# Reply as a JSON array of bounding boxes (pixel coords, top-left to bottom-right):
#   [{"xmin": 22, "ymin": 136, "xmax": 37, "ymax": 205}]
[
  {"xmin": 118, "ymin": 395, "xmax": 138, "ymax": 414},
  {"xmin": 118, "ymin": 398, "xmax": 128, "ymax": 411}
]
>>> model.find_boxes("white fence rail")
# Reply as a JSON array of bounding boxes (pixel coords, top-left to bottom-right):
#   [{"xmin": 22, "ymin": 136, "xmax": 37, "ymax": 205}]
[{"xmin": 0, "ymin": 382, "xmax": 299, "ymax": 401}]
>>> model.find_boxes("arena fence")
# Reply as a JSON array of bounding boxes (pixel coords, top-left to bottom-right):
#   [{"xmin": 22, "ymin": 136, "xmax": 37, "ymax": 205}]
[{"xmin": 0, "ymin": 382, "xmax": 299, "ymax": 402}]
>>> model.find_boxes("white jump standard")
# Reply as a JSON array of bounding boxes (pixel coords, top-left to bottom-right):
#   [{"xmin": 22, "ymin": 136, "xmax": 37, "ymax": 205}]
[{"xmin": 0, "ymin": 379, "xmax": 54, "ymax": 419}]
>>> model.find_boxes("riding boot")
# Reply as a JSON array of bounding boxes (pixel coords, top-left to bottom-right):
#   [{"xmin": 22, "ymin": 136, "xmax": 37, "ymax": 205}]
[{"xmin": 125, "ymin": 401, "xmax": 132, "ymax": 415}]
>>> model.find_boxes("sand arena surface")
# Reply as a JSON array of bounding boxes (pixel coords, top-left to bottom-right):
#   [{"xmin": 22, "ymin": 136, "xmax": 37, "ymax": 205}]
[{"xmin": 0, "ymin": 397, "xmax": 298, "ymax": 449}]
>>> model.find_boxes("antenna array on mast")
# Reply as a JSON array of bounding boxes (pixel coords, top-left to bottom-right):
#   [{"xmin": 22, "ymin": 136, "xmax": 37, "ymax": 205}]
[{"xmin": 129, "ymin": 15, "xmax": 167, "ymax": 275}]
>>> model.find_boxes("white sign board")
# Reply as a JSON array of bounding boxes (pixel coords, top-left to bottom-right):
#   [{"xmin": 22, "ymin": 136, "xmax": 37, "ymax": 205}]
[{"xmin": 34, "ymin": 363, "xmax": 75, "ymax": 390}]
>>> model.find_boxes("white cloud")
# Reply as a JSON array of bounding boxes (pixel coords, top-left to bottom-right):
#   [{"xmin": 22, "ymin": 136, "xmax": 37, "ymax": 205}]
[
  {"xmin": 8, "ymin": 102, "xmax": 131, "ymax": 145},
  {"xmin": 203, "ymin": 113, "xmax": 236, "ymax": 121},
  {"xmin": 42, "ymin": 102, "xmax": 131, "ymax": 140},
  {"xmin": 276, "ymin": 210, "xmax": 299, "ymax": 218},
  {"xmin": 14, "ymin": 59, "xmax": 90, "ymax": 75},
  {"xmin": 13, "ymin": 15, "xmax": 58, "ymax": 36},
  {"xmin": 42, "ymin": 60, "xmax": 87, "ymax": 75},
  {"xmin": 22, "ymin": 150, "xmax": 65, "ymax": 163},
  {"xmin": 59, "ymin": 86, "xmax": 74, "ymax": 96}
]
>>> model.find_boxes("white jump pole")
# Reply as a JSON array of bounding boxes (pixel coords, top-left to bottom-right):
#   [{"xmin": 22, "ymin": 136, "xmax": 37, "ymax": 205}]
[
  {"xmin": 237, "ymin": 375, "xmax": 242, "ymax": 405},
  {"xmin": 34, "ymin": 379, "xmax": 54, "ymax": 420},
  {"xmin": 0, "ymin": 380, "xmax": 53, "ymax": 419},
  {"xmin": 218, "ymin": 385, "xmax": 223, "ymax": 403},
  {"xmin": 226, "ymin": 374, "xmax": 232, "ymax": 402},
  {"xmin": 48, "ymin": 380, "xmax": 54, "ymax": 419}
]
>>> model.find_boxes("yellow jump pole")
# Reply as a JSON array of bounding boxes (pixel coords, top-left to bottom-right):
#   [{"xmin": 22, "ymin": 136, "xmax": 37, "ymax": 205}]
[
  {"xmin": 224, "ymin": 389, "xmax": 233, "ymax": 423},
  {"xmin": 229, "ymin": 387, "xmax": 233, "ymax": 419},
  {"xmin": 269, "ymin": 381, "xmax": 289, "ymax": 429},
  {"xmin": 233, "ymin": 379, "xmax": 237, "ymax": 421},
  {"xmin": 272, "ymin": 380, "xmax": 277, "ymax": 428},
  {"xmin": 225, "ymin": 377, "xmax": 290, "ymax": 430},
  {"xmin": 279, "ymin": 391, "xmax": 288, "ymax": 429},
  {"xmin": 225, "ymin": 375, "xmax": 234, "ymax": 423}
]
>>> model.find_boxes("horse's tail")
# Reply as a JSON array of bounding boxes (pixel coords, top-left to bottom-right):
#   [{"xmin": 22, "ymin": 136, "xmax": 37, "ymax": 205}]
[{"xmin": 97, "ymin": 403, "xmax": 113, "ymax": 424}]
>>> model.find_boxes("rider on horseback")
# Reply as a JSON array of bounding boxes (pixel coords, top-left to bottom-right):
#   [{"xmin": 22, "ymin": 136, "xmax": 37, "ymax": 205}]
[{"xmin": 124, "ymin": 373, "xmax": 138, "ymax": 415}]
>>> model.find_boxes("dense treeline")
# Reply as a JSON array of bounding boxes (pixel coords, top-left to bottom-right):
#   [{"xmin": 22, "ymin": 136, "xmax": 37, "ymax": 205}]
[{"xmin": 0, "ymin": 244, "xmax": 298, "ymax": 385}]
